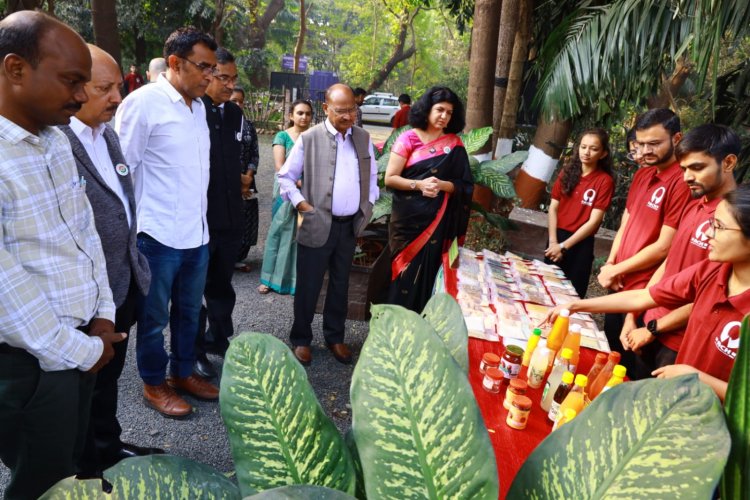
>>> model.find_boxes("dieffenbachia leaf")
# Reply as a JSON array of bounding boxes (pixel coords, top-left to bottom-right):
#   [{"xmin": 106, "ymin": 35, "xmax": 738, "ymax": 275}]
[
  {"xmin": 220, "ymin": 333, "xmax": 356, "ymax": 497},
  {"xmin": 351, "ymin": 304, "xmax": 498, "ymax": 499},
  {"xmin": 370, "ymin": 191, "xmax": 392, "ymax": 222},
  {"xmin": 39, "ymin": 477, "xmax": 109, "ymax": 499},
  {"xmin": 509, "ymin": 375, "xmax": 730, "ymax": 499},
  {"xmin": 243, "ymin": 485, "xmax": 357, "ymax": 499},
  {"xmin": 421, "ymin": 293, "xmax": 469, "ymax": 372},
  {"xmin": 458, "ymin": 127, "xmax": 492, "ymax": 155}
]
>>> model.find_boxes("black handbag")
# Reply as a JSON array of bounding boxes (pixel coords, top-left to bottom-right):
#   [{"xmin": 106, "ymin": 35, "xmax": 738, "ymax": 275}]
[{"xmin": 238, "ymin": 196, "xmax": 259, "ymax": 261}]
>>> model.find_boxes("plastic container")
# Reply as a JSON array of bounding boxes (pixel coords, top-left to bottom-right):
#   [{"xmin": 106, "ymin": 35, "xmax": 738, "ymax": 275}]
[
  {"xmin": 552, "ymin": 408, "xmax": 578, "ymax": 431},
  {"xmin": 479, "ymin": 352, "xmax": 501, "ymax": 374},
  {"xmin": 546, "ymin": 309, "xmax": 570, "ymax": 359},
  {"xmin": 547, "ymin": 371, "xmax": 575, "ymax": 423},
  {"xmin": 600, "ymin": 365, "xmax": 627, "ymax": 394},
  {"xmin": 584, "ymin": 352, "xmax": 608, "ymax": 393},
  {"xmin": 558, "ymin": 324, "xmax": 581, "ymax": 372},
  {"xmin": 541, "ymin": 348, "xmax": 573, "ymax": 411},
  {"xmin": 506, "ymin": 395, "xmax": 532, "ymax": 430},
  {"xmin": 588, "ymin": 352, "xmax": 622, "ymax": 400},
  {"xmin": 503, "ymin": 379, "xmax": 528, "ymax": 410},
  {"xmin": 527, "ymin": 344, "xmax": 551, "ymax": 389},
  {"xmin": 482, "ymin": 367, "xmax": 504, "ymax": 393},
  {"xmin": 557, "ymin": 374, "xmax": 588, "ymax": 425},
  {"xmin": 522, "ymin": 328, "xmax": 542, "ymax": 367}
]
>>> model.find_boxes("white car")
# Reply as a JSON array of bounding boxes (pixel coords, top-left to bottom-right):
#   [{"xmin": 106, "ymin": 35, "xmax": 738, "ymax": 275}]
[{"xmin": 360, "ymin": 93, "xmax": 400, "ymax": 124}]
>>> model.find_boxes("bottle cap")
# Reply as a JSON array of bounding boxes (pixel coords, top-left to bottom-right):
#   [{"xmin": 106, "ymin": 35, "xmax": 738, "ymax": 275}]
[
  {"xmin": 512, "ymin": 395, "xmax": 532, "ymax": 410},
  {"xmin": 562, "ymin": 371, "xmax": 575, "ymax": 384},
  {"xmin": 608, "ymin": 351, "xmax": 622, "ymax": 363},
  {"xmin": 569, "ymin": 324, "xmax": 582, "ymax": 333},
  {"xmin": 532, "ymin": 328, "xmax": 542, "ymax": 337},
  {"xmin": 594, "ymin": 352, "xmax": 608, "ymax": 363},
  {"xmin": 574, "ymin": 374, "xmax": 588, "ymax": 387},
  {"xmin": 561, "ymin": 348, "xmax": 573, "ymax": 359},
  {"xmin": 613, "ymin": 365, "xmax": 627, "ymax": 377},
  {"xmin": 482, "ymin": 352, "xmax": 501, "ymax": 364},
  {"xmin": 485, "ymin": 367, "xmax": 503, "ymax": 380},
  {"xmin": 510, "ymin": 379, "xmax": 528, "ymax": 391},
  {"xmin": 559, "ymin": 309, "xmax": 570, "ymax": 318},
  {"xmin": 563, "ymin": 408, "xmax": 577, "ymax": 420}
]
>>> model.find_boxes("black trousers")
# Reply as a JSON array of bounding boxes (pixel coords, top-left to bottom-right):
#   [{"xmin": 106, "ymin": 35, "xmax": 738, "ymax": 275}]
[
  {"xmin": 78, "ymin": 281, "xmax": 141, "ymax": 475},
  {"xmin": 545, "ymin": 228, "xmax": 595, "ymax": 299},
  {"xmin": 0, "ymin": 345, "xmax": 94, "ymax": 500},
  {"xmin": 291, "ymin": 220, "xmax": 356, "ymax": 346},
  {"xmin": 197, "ymin": 229, "xmax": 242, "ymax": 356},
  {"xmin": 633, "ymin": 338, "xmax": 678, "ymax": 380},
  {"xmin": 604, "ymin": 310, "xmax": 637, "ymax": 374}
]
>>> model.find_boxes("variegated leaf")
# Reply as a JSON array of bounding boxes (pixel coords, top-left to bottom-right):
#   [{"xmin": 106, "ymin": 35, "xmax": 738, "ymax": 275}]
[
  {"xmin": 479, "ymin": 150, "xmax": 529, "ymax": 175},
  {"xmin": 370, "ymin": 191, "xmax": 392, "ymax": 222},
  {"xmin": 106, "ymin": 455, "xmax": 241, "ymax": 499},
  {"xmin": 39, "ymin": 477, "xmax": 108, "ymax": 500},
  {"xmin": 243, "ymin": 485, "xmax": 357, "ymax": 499},
  {"xmin": 421, "ymin": 293, "xmax": 469, "ymax": 372},
  {"xmin": 458, "ymin": 127, "xmax": 492, "ymax": 155},
  {"xmin": 509, "ymin": 375, "xmax": 730, "ymax": 499},
  {"xmin": 351, "ymin": 305, "xmax": 499, "ymax": 499},
  {"xmin": 475, "ymin": 169, "xmax": 517, "ymax": 199},
  {"xmin": 220, "ymin": 333, "xmax": 356, "ymax": 497}
]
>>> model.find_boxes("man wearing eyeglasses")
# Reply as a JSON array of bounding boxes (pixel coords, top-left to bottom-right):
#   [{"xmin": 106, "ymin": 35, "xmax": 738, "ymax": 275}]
[
  {"xmin": 278, "ymin": 84, "xmax": 379, "ymax": 366},
  {"xmin": 192, "ymin": 47, "xmax": 245, "ymax": 379},
  {"xmin": 597, "ymin": 108, "xmax": 691, "ymax": 372},
  {"xmin": 115, "ymin": 27, "xmax": 220, "ymax": 418}
]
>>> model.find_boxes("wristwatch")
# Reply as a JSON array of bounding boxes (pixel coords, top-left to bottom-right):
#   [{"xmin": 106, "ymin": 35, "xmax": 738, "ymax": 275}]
[
  {"xmin": 647, "ymin": 319, "xmax": 659, "ymax": 337},
  {"xmin": 409, "ymin": 180, "xmax": 417, "ymax": 190},
  {"xmin": 559, "ymin": 242, "xmax": 567, "ymax": 253}
]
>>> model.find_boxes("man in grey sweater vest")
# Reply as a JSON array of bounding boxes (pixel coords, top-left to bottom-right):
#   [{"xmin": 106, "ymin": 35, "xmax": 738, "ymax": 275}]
[{"xmin": 277, "ymin": 84, "xmax": 379, "ymax": 365}]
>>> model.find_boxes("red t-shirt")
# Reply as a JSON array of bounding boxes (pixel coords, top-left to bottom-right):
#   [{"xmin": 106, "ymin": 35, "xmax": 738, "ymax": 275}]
[
  {"xmin": 124, "ymin": 72, "xmax": 143, "ymax": 93},
  {"xmin": 615, "ymin": 162, "xmax": 691, "ymax": 291},
  {"xmin": 551, "ymin": 169, "xmax": 614, "ymax": 232},
  {"xmin": 650, "ymin": 260, "xmax": 749, "ymax": 383},
  {"xmin": 392, "ymin": 105, "xmax": 410, "ymax": 129},
  {"xmin": 643, "ymin": 196, "xmax": 721, "ymax": 351}
]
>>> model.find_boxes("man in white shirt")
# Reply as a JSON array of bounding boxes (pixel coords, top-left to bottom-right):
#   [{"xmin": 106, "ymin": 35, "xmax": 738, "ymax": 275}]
[
  {"xmin": 59, "ymin": 44, "xmax": 162, "ymax": 476},
  {"xmin": 115, "ymin": 27, "xmax": 219, "ymax": 418}
]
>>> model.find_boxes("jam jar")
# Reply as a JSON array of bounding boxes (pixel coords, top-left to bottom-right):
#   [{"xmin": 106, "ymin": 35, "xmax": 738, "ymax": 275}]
[
  {"xmin": 479, "ymin": 352, "xmax": 501, "ymax": 374},
  {"xmin": 503, "ymin": 378, "xmax": 528, "ymax": 410},
  {"xmin": 500, "ymin": 345, "xmax": 524, "ymax": 379}
]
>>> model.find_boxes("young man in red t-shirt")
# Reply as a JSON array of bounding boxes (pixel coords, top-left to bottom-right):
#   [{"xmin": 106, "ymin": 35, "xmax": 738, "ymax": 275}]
[
  {"xmin": 598, "ymin": 109, "xmax": 691, "ymax": 369},
  {"xmin": 392, "ymin": 93, "xmax": 411, "ymax": 129},
  {"xmin": 123, "ymin": 64, "xmax": 144, "ymax": 94},
  {"xmin": 621, "ymin": 124, "xmax": 739, "ymax": 378}
]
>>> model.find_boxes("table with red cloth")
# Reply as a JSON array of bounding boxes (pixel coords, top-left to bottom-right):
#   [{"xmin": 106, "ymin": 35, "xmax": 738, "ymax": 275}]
[{"xmin": 441, "ymin": 255, "xmax": 603, "ymax": 499}]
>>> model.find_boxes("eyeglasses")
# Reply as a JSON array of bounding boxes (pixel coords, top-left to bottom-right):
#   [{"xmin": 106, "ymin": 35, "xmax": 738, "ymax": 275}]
[
  {"xmin": 214, "ymin": 74, "xmax": 239, "ymax": 85},
  {"xmin": 330, "ymin": 107, "xmax": 357, "ymax": 116},
  {"xmin": 707, "ymin": 216, "xmax": 744, "ymax": 237},
  {"xmin": 180, "ymin": 57, "xmax": 218, "ymax": 75},
  {"xmin": 632, "ymin": 139, "xmax": 667, "ymax": 154}
]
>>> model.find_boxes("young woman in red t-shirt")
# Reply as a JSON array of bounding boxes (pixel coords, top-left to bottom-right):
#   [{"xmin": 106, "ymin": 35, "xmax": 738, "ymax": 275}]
[
  {"xmin": 545, "ymin": 129, "xmax": 615, "ymax": 298},
  {"xmin": 545, "ymin": 184, "xmax": 750, "ymax": 401}
]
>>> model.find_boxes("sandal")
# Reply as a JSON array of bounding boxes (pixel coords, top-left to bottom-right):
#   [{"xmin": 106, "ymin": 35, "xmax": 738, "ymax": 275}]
[{"xmin": 258, "ymin": 284, "xmax": 271, "ymax": 294}]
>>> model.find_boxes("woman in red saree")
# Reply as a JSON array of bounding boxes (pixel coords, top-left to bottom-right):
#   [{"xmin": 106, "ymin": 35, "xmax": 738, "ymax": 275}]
[{"xmin": 384, "ymin": 86, "xmax": 473, "ymax": 311}]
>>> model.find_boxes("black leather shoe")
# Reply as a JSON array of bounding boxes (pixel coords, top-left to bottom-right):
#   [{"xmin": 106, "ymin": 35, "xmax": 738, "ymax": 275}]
[
  {"xmin": 115, "ymin": 443, "xmax": 165, "ymax": 460},
  {"xmin": 195, "ymin": 353, "xmax": 218, "ymax": 379}
]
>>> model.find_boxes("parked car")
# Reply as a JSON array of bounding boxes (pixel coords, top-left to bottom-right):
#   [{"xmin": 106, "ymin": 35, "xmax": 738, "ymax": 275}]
[{"xmin": 360, "ymin": 92, "xmax": 400, "ymax": 124}]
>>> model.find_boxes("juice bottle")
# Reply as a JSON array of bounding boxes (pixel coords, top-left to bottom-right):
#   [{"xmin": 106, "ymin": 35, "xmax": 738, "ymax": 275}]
[
  {"xmin": 552, "ymin": 408, "xmax": 577, "ymax": 431},
  {"xmin": 527, "ymin": 344, "xmax": 551, "ymax": 389},
  {"xmin": 522, "ymin": 328, "xmax": 542, "ymax": 367},
  {"xmin": 547, "ymin": 371, "xmax": 575, "ymax": 423},
  {"xmin": 584, "ymin": 352, "xmax": 608, "ymax": 393},
  {"xmin": 545, "ymin": 309, "xmax": 570, "ymax": 360},
  {"xmin": 588, "ymin": 352, "xmax": 621, "ymax": 400},
  {"xmin": 541, "ymin": 348, "xmax": 573, "ymax": 411},
  {"xmin": 558, "ymin": 324, "xmax": 581, "ymax": 372},
  {"xmin": 600, "ymin": 365, "xmax": 627, "ymax": 394},
  {"xmin": 557, "ymin": 374, "xmax": 588, "ymax": 425}
]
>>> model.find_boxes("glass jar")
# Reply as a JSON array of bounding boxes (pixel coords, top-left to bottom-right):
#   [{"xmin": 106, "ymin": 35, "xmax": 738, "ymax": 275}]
[
  {"xmin": 482, "ymin": 367, "xmax": 504, "ymax": 393},
  {"xmin": 479, "ymin": 352, "xmax": 501, "ymax": 374},
  {"xmin": 506, "ymin": 395, "xmax": 532, "ymax": 430},
  {"xmin": 500, "ymin": 345, "xmax": 524, "ymax": 379},
  {"xmin": 503, "ymin": 378, "xmax": 528, "ymax": 410}
]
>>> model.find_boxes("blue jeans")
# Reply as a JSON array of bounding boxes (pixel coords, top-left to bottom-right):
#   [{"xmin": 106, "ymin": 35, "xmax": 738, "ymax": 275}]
[{"xmin": 136, "ymin": 234, "xmax": 209, "ymax": 385}]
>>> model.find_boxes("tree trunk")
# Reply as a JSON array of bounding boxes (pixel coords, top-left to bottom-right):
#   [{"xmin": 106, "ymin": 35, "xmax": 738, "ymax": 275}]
[
  {"xmin": 491, "ymin": 0, "xmax": 520, "ymax": 156},
  {"xmin": 514, "ymin": 115, "xmax": 571, "ymax": 208},
  {"xmin": 293, "ymin": 0, "xmax": 308, "ymax": 72},
  {"xmin": 464, "ymin": 0, "xmax": 501, "ymax": 145},
  {"xmin": 91, "ymin": 0, "xmax": 122, "ymax": 67},
  {"xmin": 134, "ymin": 26, "xmax": 146, "ymax": 67},
  {"xmin": 245, "ymin": 0, "xmax": 287, "ymax": 87},
  {"xmin": 497, "ymin": 0, "xmax": 532, "ymax": 154},
  {"xmin": 365, "ymin": 6, "xmax": 419, "ymax": 91},
  {"xmin": 211, "ymin": 0, "xmax": 226, "ymax": 46}
]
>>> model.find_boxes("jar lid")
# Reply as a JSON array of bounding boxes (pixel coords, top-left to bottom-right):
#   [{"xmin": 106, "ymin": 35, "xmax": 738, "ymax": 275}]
[
  {"xmin": 509, "ymin": 379, "xmax": 528, "ymax": 391},
  {"xmin": 512, "ymin": 395, "xmax": 532, "ymax": 410},
  {"xmin": 505, "ymin": 345, "xmax": 524, "ymax": 357},
  {"xmin": 485, "ymin": 367, "xmax": 503, "ymax": 380},
  {"xmin": 482, "ymin": 352, "xmax": 501, "ymax": 364}
]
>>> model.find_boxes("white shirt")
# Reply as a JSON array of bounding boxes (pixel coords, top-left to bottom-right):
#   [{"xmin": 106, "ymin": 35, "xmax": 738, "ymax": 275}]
[
  {"xmin": 114, "ymin": 73, "xmax": 211, "ymax": 249},
  {"xmin": 278, "ymin": 120, "xmax": 379, "ymax": 216},
  {"xmin": 69, "ymin": 117, "xmax": 132, "ymax": 228}
]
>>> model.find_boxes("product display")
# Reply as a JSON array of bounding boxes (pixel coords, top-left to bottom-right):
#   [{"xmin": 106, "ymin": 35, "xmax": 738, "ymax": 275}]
[
  {"xmin": 506, "ymin": 395, "xmax": 532, "ymax": 430},
  {"xmin": 503, "ymin": 379, "xmax": 528, "ymax": 411}
]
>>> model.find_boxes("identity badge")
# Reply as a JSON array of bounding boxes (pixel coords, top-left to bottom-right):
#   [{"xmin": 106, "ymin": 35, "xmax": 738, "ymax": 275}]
[{"xmin": 115, "ymin": 163, "xmax": 129, "ymax": 176}]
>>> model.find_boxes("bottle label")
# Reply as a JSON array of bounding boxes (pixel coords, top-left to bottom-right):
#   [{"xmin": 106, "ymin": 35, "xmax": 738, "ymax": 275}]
[
  {"xmin": 500, "ymin": 358, "xmax": 521, "ymax": 379},
  {"xmin": 528, "ymin": 366, "xmax": 545, "ymax": 387},
  {"xmin": 548, "ymin": 401, "xmax": 562, "ymax": 422},
  {"xmin": 542, "ymin": 381, "xmax": 551, "ymax": 401}
]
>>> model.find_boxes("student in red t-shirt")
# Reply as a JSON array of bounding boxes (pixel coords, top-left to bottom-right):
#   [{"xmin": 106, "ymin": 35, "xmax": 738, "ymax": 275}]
[
  {"xmin": 546, "ymin": 184, "xmax": 750, "ymax": 401},
  {"xmin": 598, "ymin": 109, "xmax": 691, "ymax": 369},
  {"xmin": 621, "ymin": 124, "xmax": 739, "ymax": 378},
  {"xmin": 545, "ymin": 128, "xmax": 614, "ymax": 298},
  {"xmin": 392, "ymin": 93, "xmax": 411, "ymax": 129}
]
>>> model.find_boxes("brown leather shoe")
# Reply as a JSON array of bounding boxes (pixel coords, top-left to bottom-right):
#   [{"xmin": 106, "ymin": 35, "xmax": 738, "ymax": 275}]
[
  {"xmin": 292, "ymin": 346, "xmax": 312, "ymax": 366},
  {"xmin": 327, "ymin": 343, "xmax": 352, "ymax": 364},
  {"xmin": 143, "ymin": 383, "xmax": 192, "ymax": 417},
  {"xmin": 167, "ymin": 374, "xmax": 219, "ymax": 400}
]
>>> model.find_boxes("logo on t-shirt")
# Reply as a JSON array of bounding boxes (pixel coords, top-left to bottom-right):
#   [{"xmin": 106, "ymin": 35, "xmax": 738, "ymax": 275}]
[
  {"xmin": 689, "ymin": 220, "xmax": 711, "ymax": 250},
  {"xmin": 714, "ymin": 320, "xmax": 741, "ymax": 360},
  {"xmin": 581, "ymin": 188, "xmax": 596, "ymax": 207},
  {"xmin": 647, "ymin": 186, "xmax": 667, "ymax": 210}
]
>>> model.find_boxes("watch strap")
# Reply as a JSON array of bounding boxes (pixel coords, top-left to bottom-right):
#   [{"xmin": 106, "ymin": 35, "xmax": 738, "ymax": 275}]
[{"xmin": 647, "ymin": 319, "xmax": 659, "ymax": 336}]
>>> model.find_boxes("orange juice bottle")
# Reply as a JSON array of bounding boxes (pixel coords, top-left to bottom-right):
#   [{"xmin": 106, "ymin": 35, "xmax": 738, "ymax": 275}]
[
  {"xmin": 600, "ymin": 365, "xmax": 627, "ymax": 394},
  {"xmin": 552, "ymin": 408, "xmax": 578, "ymax": 431},
  {"xmin": 588, "ymin": 352, "xmax": 621, "ymax": 400},
  {"xmin": 585, "ymin": 352, "xmax": 608, "ymax": 393},
  {"xmin": 546, "ymin": 309, "xmax": 569, "ymax": 361},
  {"xmin": 557, "ymin": 374, "xmax": 588, "ymax": 425},
  {"xmin": 558, "ymin": 324, "xmax": 581, "ymax": 372}
]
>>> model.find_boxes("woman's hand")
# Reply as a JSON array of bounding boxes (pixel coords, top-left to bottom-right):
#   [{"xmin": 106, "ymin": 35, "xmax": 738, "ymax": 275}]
[
  {"xmin": 626, "ymin": 327, "xmax": 656, "ymax": 353},
  {"xmin": 540, "ymin": 303, "xmax": 574, "ymax": 327},
  {"xmin": 652, "ymin": 364, "xmax": 698, "ymax": 379},
  {"xmin": 419, "ymin": 176, "xmax": 440, "ymax": 198},
  {"xmin": 544, "ymin": 243, "xmax": 564, "ymax": 263}
]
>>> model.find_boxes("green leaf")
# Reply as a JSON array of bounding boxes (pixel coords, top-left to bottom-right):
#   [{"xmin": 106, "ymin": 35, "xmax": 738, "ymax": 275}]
[
  {"xmin": 509, "ymin": 375, "xmax": 730, "ymax": 499},
  {"xmin": 370, "ymin": 191, "xmax": 392, "ymax": 222},
  {"xmin": 470, "ymin": 202, "xmax": 517, "ymax": 231},
  {"xmin": 377, "ymin": 152, "xmax": 390, "ymax": 174},
  {"xmin": 40, "ymin": 477, "xmax": 109, "ymax": 499},
  {"xmin": 220, "ymin": 333, "xmax": 356, "ymax": 497},
  {"xmin": 243, "ymin": 485, "xmax": 357, "ymax": 499},
  {"xmin": 474, "ymin": 169, "xmax": 517, "ymax": 199},
  {"xmin": 378, "ymin": 125, "xmax": 412, "ymax": 159},
  {"xmin": 721, "ymin": 314, "xmax": 750, "ymax": 500},
  {"xmin": 458, "ymin": 127, "xmax": 492, "ymax": 155},
  {"xmin": 479, "ymin": 150, "xmax": 529, "ymax": 175},
  {"xmin": 344, "ymin": 430, "xmax": 367, "ymax": 500},
  {"xmin": 106, "ymin": 456, "xmax": 241, "ymax": 499},
  {"xmin": 421, "ymin": 293, "xmax": 469, "ymax": 372},
  {"xmin": 351, "ymin": 305, "xmax": 499, "ymax": 499}
]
